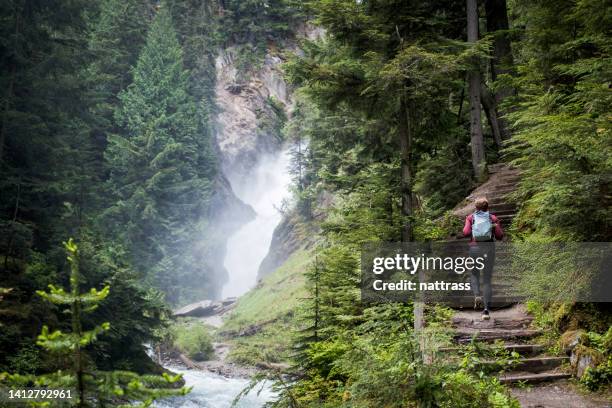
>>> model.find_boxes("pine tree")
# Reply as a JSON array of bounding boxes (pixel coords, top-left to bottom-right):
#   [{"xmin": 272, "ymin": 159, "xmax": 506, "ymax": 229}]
[
  {"xmin": 86, "ymin": 0, "xmax": 151, "ymax": 154},
  {"xmin": 37, "ymin": 239, "xmax": 111, "ymax": 406},
  {"xmin": 105, "ymin": 5, "xmax": 216, "ymax": 304},
  {"xmin": 1, "ymin": 239, "xmax": 189, "ymax": 407},
  {"xmin": 505, "ymin": 0, "xmax": 611, "ymax": 240}
]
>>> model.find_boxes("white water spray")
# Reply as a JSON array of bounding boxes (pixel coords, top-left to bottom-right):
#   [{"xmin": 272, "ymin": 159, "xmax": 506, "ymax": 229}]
[{"xmin": 221, "ymin": 149, "xmax": 292, "ymax": 298}]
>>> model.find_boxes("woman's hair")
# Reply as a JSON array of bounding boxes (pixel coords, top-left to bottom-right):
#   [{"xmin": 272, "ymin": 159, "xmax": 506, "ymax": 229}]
[{"xmin": 475, "ymin": 197, "xmax": 489, "ymax": 211}]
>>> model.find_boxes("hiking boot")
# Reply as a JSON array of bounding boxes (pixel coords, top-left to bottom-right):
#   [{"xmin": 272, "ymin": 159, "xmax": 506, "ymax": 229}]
[
  {"xmin": 474, "ymin": 296, "xmax": 483, "ymax": 310},
  {"xmin": 481, "ymin": 310, "xmax": 490, "ymax": 321}
]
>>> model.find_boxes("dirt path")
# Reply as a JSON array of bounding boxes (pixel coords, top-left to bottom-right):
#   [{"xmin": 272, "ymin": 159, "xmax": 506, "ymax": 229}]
[{"xmin": 510, "ymin": 381, "xmax": 611, "ymax": 408}]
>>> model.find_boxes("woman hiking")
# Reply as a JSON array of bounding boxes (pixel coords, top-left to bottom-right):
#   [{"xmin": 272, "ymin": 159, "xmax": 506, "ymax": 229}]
[{"xmin": 463, "ymin": 197, "xmax": 504, "ymax": 320}]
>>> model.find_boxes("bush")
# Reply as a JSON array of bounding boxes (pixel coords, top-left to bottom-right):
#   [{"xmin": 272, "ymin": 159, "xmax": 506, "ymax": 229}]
[
  {"xmin": 578, "ymin": 328, "xmax": 612, "ymax": 391},
  {"xmin": 172, "ymin": 322, "xmax": 214, "ymax": 361}
]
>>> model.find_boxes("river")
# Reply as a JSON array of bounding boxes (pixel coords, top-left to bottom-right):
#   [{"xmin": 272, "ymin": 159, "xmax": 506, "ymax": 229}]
[{"xmin": 154, "ymin": 367, "xmax": 275, "ymax": 408}]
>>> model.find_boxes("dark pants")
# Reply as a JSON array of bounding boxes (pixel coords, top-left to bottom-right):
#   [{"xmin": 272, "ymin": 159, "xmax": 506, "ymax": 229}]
[{"xmin": 469, "ymin": 244, "xmax": 495, "ymax": 310}]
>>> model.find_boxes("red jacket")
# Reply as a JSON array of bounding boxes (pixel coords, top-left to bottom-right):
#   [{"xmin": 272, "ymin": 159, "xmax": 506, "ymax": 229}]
[{"xmin": 463, "ymin": 213, "xmax": 504, "ymax": 242}]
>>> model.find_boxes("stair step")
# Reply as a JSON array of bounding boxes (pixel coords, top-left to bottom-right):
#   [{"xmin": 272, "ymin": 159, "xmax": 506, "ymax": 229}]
[
  {"xmin": 497, "ymin": 214, "xmax": 516, "ymax": 225},
  {"xmin": 452, "ymin": 315, "xmax": 533, "ymax": 330},
  {"xmin": 503, "ymin": 344, "xmax": 545, "ymax": 356},
  {"xmin": 438, "ymin": 344, "xmax": 544, "ymax": 356},
  {"xmin": 438, "ymin": 297, "xmax": 519, "ymax": 309},
  {"xmin": 493, "ymin": 187, "xmax": 516, "ymax": 195},
  {"xmin": 488, "ymin": 203, "xmax": 516, "ymax": 212},
  {"xmin": 495, "ymin": 182, "xmax": 518, "ymax": 189},
  {"xmin": 482, "ymin": 356, "xmax": 569, "ymax": 373},
  {"xmin": 491, "ymin": 209, "xmax": 516, "ymax": 217},
  {"xmin": 454, "ymin": 328, "xmax": 541, "ymax": 343},
  {"xmin": 498, "ymin": 370, "xmax": 571, "ymax": 384},
  {"xmin": 488, "ymin": 164, "xmax": 519, "ymax": 174}
]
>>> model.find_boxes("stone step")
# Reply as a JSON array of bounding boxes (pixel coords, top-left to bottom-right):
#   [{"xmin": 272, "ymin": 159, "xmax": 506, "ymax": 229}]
[
  {"xmin": 493, "ymin": 187, "xmax": 517, "ymax": 195},
  {"xmin": 490, "ymin": 209, "xmax": 516, "ymax": 217},
  {"xmin": 498, "ymin": 370, "xmax": 571, "ymax": 385},
  {"xmin": 438, "ymin": 297, "xmax": 518, "ymax": 310},
  {"xmin": 488, "ymin": 203, "xmax": 516, "ymax": 212},
  {"xmin": 454, "ymin": 328, "xmax": 541, "ymax": 343},
  {"xmin": 502, "ymin": 344, "xmax": 545, "ymax": 356},
  {"xmin": 452, "ymin": 315, "xmax": 533, "ymax": 330},
  {"xmin": 496, "ymin": 214, "xmax": 515, "ymax": 222},
  {"xmin": 438, "ymin": 344, "xmax": 544, "ymax": 356},
  {"xmin": 495, "ymin": 182, "xmax": 519, "ymax": 189},
  {"xmin": 488, "ymin": 164, "xmax": 519, "ymax": 174},
  {"xmin": 517, "ymin": 356, "xmax": 569, "ymax": 372},
  {"xmin": 482, "ymin": 356, "xmax": 569, "ymax": 373}
]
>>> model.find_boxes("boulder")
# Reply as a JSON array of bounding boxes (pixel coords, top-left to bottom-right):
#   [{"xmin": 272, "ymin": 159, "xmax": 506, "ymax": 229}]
[
  {"xmin": 570, "ymin": 345, "xmax": 604, "ymax": 378},
  {"xmin": 173, "ymin": 298, "xmax": 237, "ymax": 318},
  {"xmin": 174, "ymin": 300, "xmax": 218, "ymax": 318}
]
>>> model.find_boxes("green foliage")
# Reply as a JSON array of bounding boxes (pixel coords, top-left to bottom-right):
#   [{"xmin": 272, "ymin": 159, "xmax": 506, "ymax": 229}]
[
  {"xmin": 577, "ymin": 328, "xmax": 612, "ymax": 391},
  {"xmin": 223, "ymin": 249, "xmax": 310, "ymax": 332},
  {"xmin": 166, "ymin": 0, "xmax": 221, "ymax": 122},
  {"xmin": 221, "ymin": 0, "xmax": 303, "ymax": 45},
  {"xmin": 105, "ymin": 6, "xmax": 216, "ymax": 304},
  {"xmin": 86, "ymin": 0, "xmax": 151, "ymax": 141},
  {"xmin": 415, "ymin": 138, "xmax": 474, "ymax": 218},
  {"xmin": 1, "ymin": 239, "xmax": 190, "ymax": 407},
  {"xmin": 171, "ymin": 321, "xmax": 214, "ymax": 361},
  {"xmin": 505, "ymin": 0, "xmax": 612, "ymax": 241},
  {"xmin": 0, "ymin": 0, "xmax": 180, "ymax": 377}
]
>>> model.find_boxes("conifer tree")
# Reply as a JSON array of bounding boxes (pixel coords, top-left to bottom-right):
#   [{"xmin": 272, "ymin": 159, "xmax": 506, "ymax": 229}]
[
  {"xmin": 86, "ymin": 0, "xmax": 151, "ymax": 149},
  {"xmin": 2, "ymin": 239, "xmax": 189, "ymax": 406},
  {"xmin": 105, "ymin": 5, "xmax": 216, "ymax": 304}
]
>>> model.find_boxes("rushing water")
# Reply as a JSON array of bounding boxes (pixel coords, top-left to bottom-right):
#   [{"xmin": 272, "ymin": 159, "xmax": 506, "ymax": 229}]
[
  {"xmin": 154, "ymin": 367, "xmax": 275, "ymax": 408},
  {"xmin": 222, "ymin": 149, "xmax": 292, "ymax": 298},
  {"xmin": 157, "ymin": 150, "xmax": 290, "ymax": 407}
]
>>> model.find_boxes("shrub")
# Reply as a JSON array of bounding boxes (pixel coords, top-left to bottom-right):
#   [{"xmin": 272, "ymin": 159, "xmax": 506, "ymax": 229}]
[{"xmin": 578, "ymin": 328, "xmax": 612, "ymax": 391}]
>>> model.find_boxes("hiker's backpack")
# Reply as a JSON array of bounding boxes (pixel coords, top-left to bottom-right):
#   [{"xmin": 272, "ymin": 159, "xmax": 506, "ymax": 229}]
[{"xmin": 472, "ymin": 211, "xmax": 493, "ymax": 241}]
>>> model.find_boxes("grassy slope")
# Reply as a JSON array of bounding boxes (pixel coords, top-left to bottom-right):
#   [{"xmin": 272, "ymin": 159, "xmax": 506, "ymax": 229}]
[{"xmin": 219, "ymin": 248, "xmax": 311, "ymax": 365}]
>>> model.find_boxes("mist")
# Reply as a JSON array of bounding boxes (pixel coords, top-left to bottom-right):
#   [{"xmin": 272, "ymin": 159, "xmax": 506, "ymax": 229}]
[{"xmin": 221, "ymin": 149, "xmax": 292, "ymax": 298}]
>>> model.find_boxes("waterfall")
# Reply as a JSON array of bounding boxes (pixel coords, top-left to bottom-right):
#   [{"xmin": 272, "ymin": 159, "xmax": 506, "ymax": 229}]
[{"xmin": 221, "ymin": 148, "xmax": 292, "ymax": 298}]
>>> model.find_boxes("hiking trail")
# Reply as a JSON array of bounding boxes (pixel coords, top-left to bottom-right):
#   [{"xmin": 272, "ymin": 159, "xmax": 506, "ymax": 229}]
[{"xmin": 440, "ymin": 164, "xmax": 610, "ymax": 408}]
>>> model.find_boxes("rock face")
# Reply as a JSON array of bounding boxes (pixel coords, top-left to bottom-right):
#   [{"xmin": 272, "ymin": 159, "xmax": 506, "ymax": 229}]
[
  {"xmin": 213, "ymin": 23, "xmax": 324, "ymax": 177},
  {"xmin": 257, "ymin": 213, "xmax": 302, "ymax": 278},
  {"xmin": 257, "ymin": 190, "xmax": 334, "ymax": 279},
  {"xmin": 214, "ymin": 47, "xmax": 290, "ymax": 177},
  {"xmin": 210, "ymin": 23, "xmax": 324, "ymax": 290},
  {"xmin": 206, "ymin": 44, "xmax": 292, "ymax": 298}
]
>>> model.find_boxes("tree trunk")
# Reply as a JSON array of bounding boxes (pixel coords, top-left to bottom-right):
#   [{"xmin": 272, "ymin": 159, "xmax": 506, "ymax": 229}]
[
  {"xmin": 485, "ymin": 0, "xmax": 514, "ymax": 140},
  {"xmin": 0, "ymin": 7, "xmax": 19, "ymax": 166},
  {"xmin": 467, "ymin": 0, "xmax": 486, "ymax": 181},
  {"xmin": 480, "ymin": 84, "xmax": 503, "ymax": 147},
  {"xmin": 398, "ymin": 94, "xmax": 413, "ymax": 242},
  {"xmin": 71, "ymin": 263, "xmax": 85, "ymax": 407}
]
